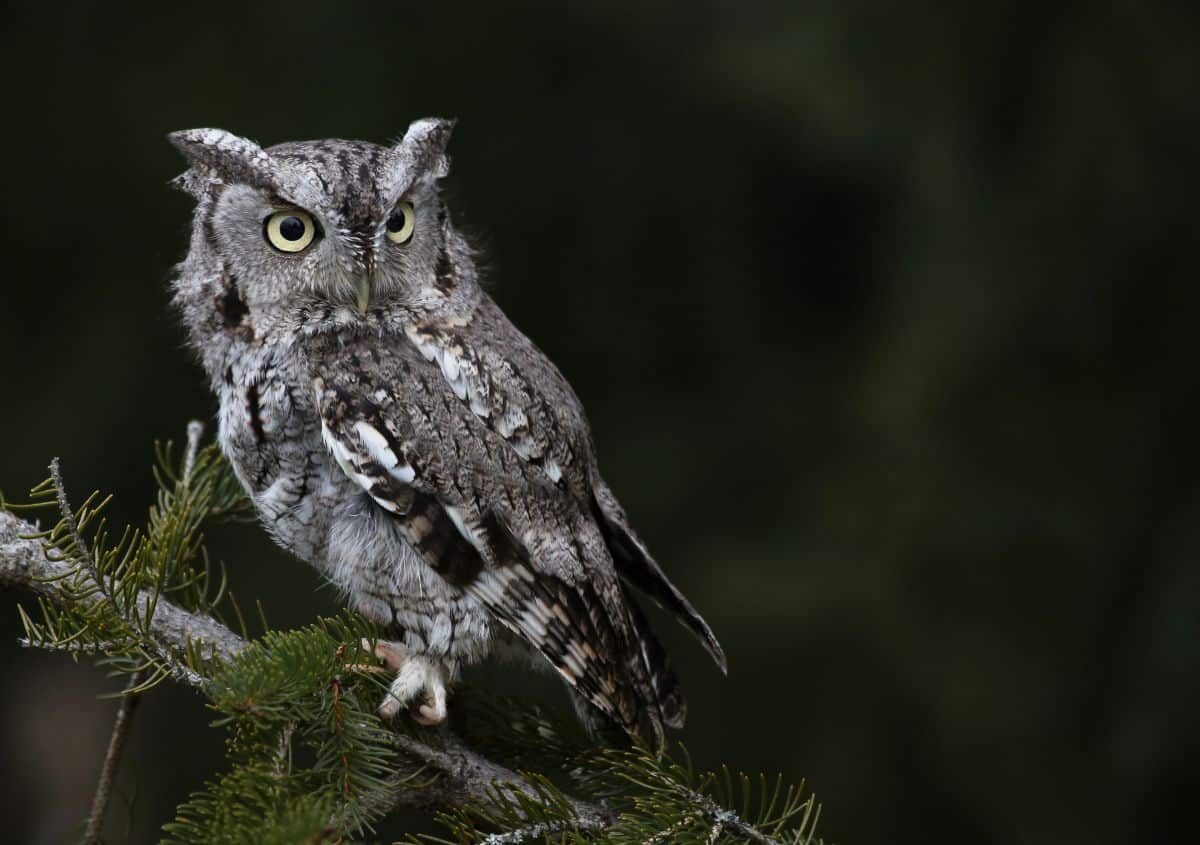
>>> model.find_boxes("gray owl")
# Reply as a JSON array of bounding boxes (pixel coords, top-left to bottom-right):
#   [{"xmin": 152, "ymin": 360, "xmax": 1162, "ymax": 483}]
[{"xmin": 167, "ymin": 119, "xmax": 725, "ymax": 747}]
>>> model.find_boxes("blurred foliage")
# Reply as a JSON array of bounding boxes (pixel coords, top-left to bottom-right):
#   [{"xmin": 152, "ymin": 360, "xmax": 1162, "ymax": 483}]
[{"xmin": 2, "ymin": 1, "xmax": 1198, "ymax": 843}]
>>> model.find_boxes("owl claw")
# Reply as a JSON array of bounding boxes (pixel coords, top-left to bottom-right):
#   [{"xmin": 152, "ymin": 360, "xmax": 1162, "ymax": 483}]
[
  {"xmin": 368, "ymin": 638, "xmax": 448, "ymax": 726},
  {"xmin": 365, "ymin": 638, "xmax": 406, "ymax": 670},
  {"xmin": 414, "ymin": 691, "xmax": 447, "ymax": 726}
]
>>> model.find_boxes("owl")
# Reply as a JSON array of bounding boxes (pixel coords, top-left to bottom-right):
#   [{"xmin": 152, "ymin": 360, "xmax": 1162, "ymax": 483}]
[{"xmin": 167, "ymin": 119, "xmax": 725, "ymax": 747}]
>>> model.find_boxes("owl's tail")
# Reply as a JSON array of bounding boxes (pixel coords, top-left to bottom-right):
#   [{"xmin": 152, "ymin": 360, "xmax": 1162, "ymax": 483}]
[
  {"xmin": 623, "ymin": 587, "xmax": 687, "ymax": 730},
  {"xmin": 567, "ymin": 596, "xmax": 683, "ymax": 748},
  {"xmin": 591, "ymin": 482, "xmax": 727, "ymax": 675}
]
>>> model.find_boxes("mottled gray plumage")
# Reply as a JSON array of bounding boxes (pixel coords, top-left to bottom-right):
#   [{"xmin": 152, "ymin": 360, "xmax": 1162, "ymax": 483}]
[{"xmin": 167, "ymin": 119, "xmax": 725, "ymax": 746}]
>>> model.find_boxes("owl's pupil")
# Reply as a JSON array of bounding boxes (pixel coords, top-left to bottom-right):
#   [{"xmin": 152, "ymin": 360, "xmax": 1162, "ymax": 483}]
[
  {"xmin": 279, "ymin": 216, "xmax": 306, "ymax": 241},
  {"xmin": 386, "ymin": 211, "xmax": 406, "ymax": 233}
]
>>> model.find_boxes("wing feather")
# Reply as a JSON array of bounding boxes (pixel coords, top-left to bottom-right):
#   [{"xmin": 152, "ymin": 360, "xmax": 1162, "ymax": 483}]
[
  {"xmin": 592, "ymin": 481, "xmax": 728, "ymax": 674},
  {"xmin": 402, "ymin": 301, "xmax": 726, "ymax": 679}
]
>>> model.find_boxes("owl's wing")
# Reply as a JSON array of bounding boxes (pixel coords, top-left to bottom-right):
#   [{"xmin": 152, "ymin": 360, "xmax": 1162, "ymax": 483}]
[
  {"xmin": 308, "ymin": 321, "xmax": 671, "ymax": 746},
  {"xmin": 591, "ymin": 477, "xmax": 727, "ymax": 673},
  {"xmin": 405, "ymin": 297, "xmax": 726, "ymax": 672}
]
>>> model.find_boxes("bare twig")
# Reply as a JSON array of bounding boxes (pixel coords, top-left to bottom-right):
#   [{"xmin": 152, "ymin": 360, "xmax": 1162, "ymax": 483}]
[{"xmin": 84, "ymin": 670, "xmax": 146, "ymax": 845}]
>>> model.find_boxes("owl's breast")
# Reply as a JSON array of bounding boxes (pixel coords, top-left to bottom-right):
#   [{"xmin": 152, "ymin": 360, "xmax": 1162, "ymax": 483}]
[{"xmin": 216, "ymin": 342, "xmax": 333, "ymax": 559}]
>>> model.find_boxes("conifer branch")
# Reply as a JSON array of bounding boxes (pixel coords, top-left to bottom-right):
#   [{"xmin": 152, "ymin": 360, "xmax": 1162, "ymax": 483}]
[
  {"xmin": 0, "ymin": 509, "xmax": 239, "ymax": 665},
  {"xmin": 80, "ymin": 426, "xmax": 202, "ymax": 843},
  {"xmin": 0, "ymin": 507, "xmax": 610, "ymax": 831},
  {"xmin": 385, "ymin": 730, "xmax": 613, "ymax": 827},
  {"xmin": 49, "ymin": 457, "xmax": 104, "ymax": 597},
  {"xmin": 2, "ymin": 429, "xmax": 822, "ymax": 844}
]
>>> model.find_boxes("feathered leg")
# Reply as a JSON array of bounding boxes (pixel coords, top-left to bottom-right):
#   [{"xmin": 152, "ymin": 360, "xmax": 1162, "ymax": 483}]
[{"xmin": 366, "ymin": 638, "xmax": 448, "ymax": 725}]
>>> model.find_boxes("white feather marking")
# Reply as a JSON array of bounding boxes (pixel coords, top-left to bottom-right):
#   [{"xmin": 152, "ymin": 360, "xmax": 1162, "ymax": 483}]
[
  {"xmin": 370, "ymin": 493, "xmax": 401, "ymax": 513},
  {"xmin": 439, "ymin": 349, "xmax": 460, "ymax": 382},
  {"xmin": 561, "ymin": 651, "xmax": 585, "ymax": 679},
  {"xmin": 469, "ymin": 393, "xmax": 490, "ymax": 417},
  {"xmin": 443, "ymin": 505, "xmax": 481, "ymax": 549},
  {"xmin": 352, "ymin": 421, "xmax": 417, "ymax": 483},
  {"xmin": 552, "ymin": 603, "xmax": 571, "ymax": 625},
  {"xmin": 519, "ymin": 608, "xmax": 548, "ymax": 639},
  {"xmin": 495, "ymin": 406, "xmax": 528, "ymax": 438},
  {"xmin": 469, "ymin": 568, "xmax": 528, "ymax": 617},
  {"xmin": 347, "ymin": 468, "xmax": 374, "ymax": 490},
  {"xmin": 511, "ymin": 433, "xmax": 538, "ymax": 459},
  {"xmin": 428, "ymin": 615, "xmax": 453, "ymax": 654},
  {"xmin": 321, "ymin": 422, "xmax": 359, "ymax": 478},
  {"xmin": 404, "ymin": 326, "xmax": 440, "ymax": 362},
  {"xmin": 390, "ymin": 463, "xmax": 416, "ymax": 484},
  {"xmin": 490, "ymin": 567, "xmax": 515, "ymax": 589},
  {"xmin": 532, "ymin": 597, "xmax": 554, "ymax": 622},
  {"xmin": 543, "ymin": 459, "xmax": 562, "ymax": 484},
  {"xmin": 566, "ymin": 639, "xmax": 590, "ymax": 668},
  {"xmin": 355, "ymin": 421, "xmax": 397, "ymax": 468},
  {"xmin": 468, "ymin": 579, "xmax": 502, "ymax": 606}
]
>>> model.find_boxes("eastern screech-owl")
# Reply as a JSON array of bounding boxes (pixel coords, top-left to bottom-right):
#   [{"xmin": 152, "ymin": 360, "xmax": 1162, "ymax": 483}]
[{"xmin": 167, "ymin": 119, "xmax": 725, "ymax": 747}]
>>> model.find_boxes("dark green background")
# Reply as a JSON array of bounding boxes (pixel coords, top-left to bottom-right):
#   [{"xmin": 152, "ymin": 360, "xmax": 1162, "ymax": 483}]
[{"xmin": 2, "ymin": 2, "xmax": 1197, "ymax": 842}]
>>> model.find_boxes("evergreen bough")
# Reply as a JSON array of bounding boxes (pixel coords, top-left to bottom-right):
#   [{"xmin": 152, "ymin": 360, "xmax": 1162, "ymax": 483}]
[{"xmin": 0, "ymin": 422, "xmax": 823, "ymax": 844}]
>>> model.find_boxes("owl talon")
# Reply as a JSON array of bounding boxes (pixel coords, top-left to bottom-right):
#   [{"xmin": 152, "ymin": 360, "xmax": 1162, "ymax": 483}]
[
  {"xmin": 413, "ymin": 696, "xmax": 446, "ymax": 726},
  {"xmin": 367, "ymin": 638, "xmax": 407, "ymax": 671},
  {"xmin": 371, "ymin": 639, "xmax": 447, "ymax": 725},
  {"xmin": 412, "ymin": 673, "xmax": 448, "ymax": 725}
]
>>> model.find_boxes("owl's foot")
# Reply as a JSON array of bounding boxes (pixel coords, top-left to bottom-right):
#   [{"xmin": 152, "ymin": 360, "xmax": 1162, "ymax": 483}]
[{"xmin": 366, "ymin": 639, "xmax": 448, "ymax": 726}]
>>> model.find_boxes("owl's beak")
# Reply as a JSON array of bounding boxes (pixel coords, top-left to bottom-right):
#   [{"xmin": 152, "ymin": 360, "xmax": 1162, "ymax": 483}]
[{"xmin": 356, "ymin": 276, "xmax": 372, "ymax": 315}]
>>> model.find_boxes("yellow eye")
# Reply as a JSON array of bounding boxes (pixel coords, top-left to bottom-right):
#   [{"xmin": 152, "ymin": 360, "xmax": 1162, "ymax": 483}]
[
  {"xmin": 385, "ymin": 201, "xmax": 415, "ymax": 244},
  {"xmin": 264, "ymin": 209, "xmax": 316, "ymax": 253}
]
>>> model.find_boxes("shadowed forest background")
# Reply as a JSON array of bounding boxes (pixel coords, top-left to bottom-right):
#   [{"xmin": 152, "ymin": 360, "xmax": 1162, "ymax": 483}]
[{"xmin": 2, "ymin": 1, "xmax": 1197, "ymax": 843}]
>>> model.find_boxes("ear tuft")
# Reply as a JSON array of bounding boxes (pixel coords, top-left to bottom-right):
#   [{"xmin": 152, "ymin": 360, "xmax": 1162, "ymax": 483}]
[
  {"xmin": 166, "ymin": 128, "xmax": 279, "ymax": 192},
  {"xmin": 396, "ymin": 117, "xmax": 456, "ymax": 180},
  {"xmin": 168, "ymin": 169, "xmax": 209, "ymax": 199}
]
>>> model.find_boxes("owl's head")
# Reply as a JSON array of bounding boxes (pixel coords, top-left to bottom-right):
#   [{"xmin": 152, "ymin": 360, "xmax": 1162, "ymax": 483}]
[{"xmin": 169, "ymin": 118, "xmax": 473, "ymax": 319}]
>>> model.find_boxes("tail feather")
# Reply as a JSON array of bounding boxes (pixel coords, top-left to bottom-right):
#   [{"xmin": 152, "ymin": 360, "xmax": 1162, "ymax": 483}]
[
  {"xmin": 624, "ymin": 587, "xmax": 686, "ymax": 729},
  {"xmin": 482, "ymin": 508, "xmax": 667, "ymax": 748},
  {"xmin": 592, "ymin": 483, "xmax": 728, "ymax": 674}
]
